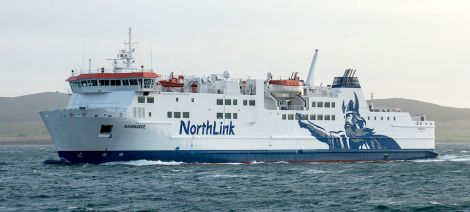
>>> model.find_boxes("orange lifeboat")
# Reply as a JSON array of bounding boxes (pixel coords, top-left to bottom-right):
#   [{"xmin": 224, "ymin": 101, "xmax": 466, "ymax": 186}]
[
  {"xmin": 159, "ymin": 73, "xmax": 184, "ymax": 88},
  {"xmin": 268, "ymin": 72, "xmax": 304, "ymax": 93}
]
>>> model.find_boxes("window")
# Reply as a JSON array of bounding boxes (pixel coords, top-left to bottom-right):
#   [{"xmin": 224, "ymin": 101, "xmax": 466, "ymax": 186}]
[
  {"xmin": 167, "ymin": 112, "xmax": 172, "ymax": 118},
  {"xmin": 374, "ymin": 116, "xmax": 377, "ymax": 120},
  {"xmin": 129, "ymin": 79, "xmax": 138, "ymax": 86},
  {"xmin": 183, "ymin": 112, "xmax": 190, "ymax": 118},
  {"xmin": 317, "ymin": 102, "xmax": 324, "ymax": 107},
  {"xmin": 147, "ymin": 97, "xmax": 154, "ymax": 103},
  {"xmin": 176, "ymin": 97, "xmax": 179, "ymax": 102},
  {"xmin": 122, "ymin": 79, "xmax": 129, "ymax": 86},
  {"xmin": 387, "ymin": 117, "xmax": 390, "ymax": 121},
  {"xmin": 144, "ymin": 79, "xmax": 153, "ymax": 88},
  {"xmin": 217, "ymin": 99, "xmax": 223, "ymax": 105},
  {"xmin": 325, "ymin": 102, "xmax": 331, "ymax": 108},
  {"xmin": 332, "ymin": 115, "xmax": 336, "ymax": 120},
  {"xmin": 174, "ymin": 112, "xmax": 181, "ymax": 118},
  {"xmin": 233, "ymin": 99, "xmax": 238, "ymax": 105},
  {"xmin": 332, "ymin": 102, "xmax": 336, "ymax": 108},
  {"xmin": 288, "ymin": 114, "xmax": 294, "ymax": 120},
  {"xmin": 312, "ymin": 102, "xmax": 316, "ymax": 107},
  {"xmin": 325, "ymin": 115, "xmax": 331, "ymax": 120},
  {"xmin": 243, "ymin": 100, "xmax": 248, "ymax": 106},
  {"xmin": 303, "ymin": 114, "xmax": 308, "ymax": 120},
  {"xmin": 249, "ymin": 100, "xmax": 255, "ymax": 106},
  {"xmin": 191, "ymin": 98, "xmax": 194, "ymax": 102},
  {"xmin": 233, "ymin": 113, "xmax": 238, "ymax": 119},
  {"xmin": 295, "ymin": 115, "xmax": 300, "ymax": 120},
  {"xmin": 381, "ymin": 117, "xmax": 383, "ymax": 120},
  {"xmin": 282, "ymin": 114, "xmax": 286, "ymax": 120},
  {"xmin": 217, "ymin": 113, "xmax": 223, "ymax": 119},
  {"xmin": 394, "ymin": 117, "xmax": 396, "ymax": 121},
  {"xmin": 225, "ymin": 113, "xmax": 232, "ymax": 119},
  {"xmin": 99, "ymin": 80, "xmax": 109, "ymax": 86},
  {"xmin": 225, "ymin": 99, "xmax": 231, "ymax": 105},
  {"xmin": 368, "ymin": 116, "xmax": 370, "ymax": 120},
  {"xmin": 91, "ymin": 80, "xmax": 98, "ymax": 86},
  {"xmin": 148, "ymin": 112, "xmax": 152, "ymax": 117},
  {"xmin": 317, "ymin": 115, "xmax": 323, "ymax": 120},
  {"xmin": 138, "ymin": 96, "xmax": 145, "ymax": 103},
  {"xmin": 310, "ymin": 114, "xmax": 316, "ymax": 120}
]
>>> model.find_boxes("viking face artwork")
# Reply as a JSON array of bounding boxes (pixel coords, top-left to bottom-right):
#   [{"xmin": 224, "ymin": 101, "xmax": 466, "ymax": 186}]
[{"xmin": 297, "ymin": 93, "xmax": 401, "ymax": 150}]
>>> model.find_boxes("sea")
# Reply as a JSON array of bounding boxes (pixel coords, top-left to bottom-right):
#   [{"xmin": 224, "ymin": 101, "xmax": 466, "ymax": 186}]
[{"xmin": 1, "ymin": 144, "xmax": 470, "ymax": 211}]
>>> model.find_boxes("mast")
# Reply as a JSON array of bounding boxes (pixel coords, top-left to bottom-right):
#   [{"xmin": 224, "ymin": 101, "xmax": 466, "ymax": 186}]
[{"xmin": 305, "ymin": 49, "xmax": 319, "ymax": 87}]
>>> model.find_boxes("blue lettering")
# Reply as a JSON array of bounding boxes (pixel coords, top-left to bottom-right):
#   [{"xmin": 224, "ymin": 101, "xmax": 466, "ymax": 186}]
[{"xmin": 179, "ymin": 120, "xmax": 236, "ymax": 136}]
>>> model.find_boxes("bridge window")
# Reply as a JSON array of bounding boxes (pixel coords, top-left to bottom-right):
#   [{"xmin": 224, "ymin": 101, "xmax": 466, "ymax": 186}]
[
  {"xmin": 288, "ymin": 114, "xmax": 294, "ymax": 120},
  {"xmin": 225, "ymin": 113, "xmax": 231, "ymax": 119},
  {"xmin": 147, "ymin": 97, "xmax": 154, "ymax": 103},
  {"xmin": 325, "ymin": 102, "xmax": 331, "ymax": 108},
  {"xmin": 91, "ymin": 80, "xmax": 98, "ymax": 86},
  {"xmin": 144, "ymin": 79, "xmax": 154, "ymax": 88},
  {"xmin": 225, "ymin": 99, "xmax": 231, "ymax": 105},
  {"xmin": 282, "ymin": 114, "xmax": 286, "ymax": 120},
  {"xmin": 249, "ymin": 100, "xmax": 255, "ymax": 106},
  {"xmin": 310, "ymin": 114, "xmax": 316, "ymax": 120},
  {"xmin": 167, "ymin": 112, "xmax": 172, "ymax": 118},
  {"xmin": 317, "ymin": 102, "xmax": 323, "ymax": 107},
  {"xmin": 129, "ymin": 79, "xmax": 138, "ymax": 86},
  {"xmin": 233, "ymin": 113, "xmax": 238, "ymax": 119},
  {"xmin": 217, "ymin": 113, "xmax": 223, "ymax": 119},
  {"xmin": 174, "ymin": 112, "xmax": 181, "ymax": 118},
  {"xmin": 233, "ymin": 99, "xmax": 238, "ymax": 105},
  {"xmin": 123, "ymin": 79, "xmax": 129, "ymax": 86},
  {"xmin": 138, "ymin": 96, "xmax": 145, "ymax": 103},
  {"xmin": 99, "ymin": 80, "xmax": 109, "ymax": 86},
  {"xmin": 183, "ymin": 112, "xmax": 190, "ymax": 118},
  {"xmin": 217, "ymin": 99, "xmax": 223, "ymax": 105},
  {"xmin": 110, "ymin": 79, "xmax": 121, "ymax": 86}
]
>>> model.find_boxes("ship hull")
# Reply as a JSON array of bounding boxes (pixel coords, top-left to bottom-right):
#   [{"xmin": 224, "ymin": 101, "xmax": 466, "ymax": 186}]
[{"xmin": 58, "ymin": 149, "xmax": 438, "ymax": 164}]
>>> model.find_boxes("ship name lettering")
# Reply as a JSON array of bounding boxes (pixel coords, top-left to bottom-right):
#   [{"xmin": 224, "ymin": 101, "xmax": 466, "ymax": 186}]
[
  {"xmin": 124, "ymin": 124, "xmax": 146, "ymax": 129},
  {"xmin": 179, "ymin": 120, "xmax": 235, "ymax": 135}
]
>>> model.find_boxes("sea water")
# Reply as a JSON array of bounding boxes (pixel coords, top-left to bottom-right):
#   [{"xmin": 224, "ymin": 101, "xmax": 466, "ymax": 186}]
[{"xmin": 1, "ymin": 144, "xmax": 470, "ymax": 211}]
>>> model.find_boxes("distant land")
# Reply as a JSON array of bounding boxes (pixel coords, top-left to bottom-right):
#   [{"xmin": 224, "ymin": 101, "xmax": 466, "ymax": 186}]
[{"xmin": 0, "ymin": 92, "xmax": 469, "ymax": 144}]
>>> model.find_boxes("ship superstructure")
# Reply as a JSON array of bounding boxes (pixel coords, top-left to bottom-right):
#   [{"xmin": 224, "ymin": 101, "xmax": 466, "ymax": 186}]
[{"xmin": 40, "ymin": 28, "xmax": 437, "ymax": 163}]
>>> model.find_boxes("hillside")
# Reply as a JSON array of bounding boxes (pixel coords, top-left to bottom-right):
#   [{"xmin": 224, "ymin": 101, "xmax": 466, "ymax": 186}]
[{"xmin": 0, "ymin": 93, "xmax": 469, "ymax": 143}]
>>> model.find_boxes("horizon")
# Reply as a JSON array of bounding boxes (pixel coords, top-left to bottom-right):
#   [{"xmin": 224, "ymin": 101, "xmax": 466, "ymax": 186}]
[{"xmin": 1, "ymin": 0, "xmax": 469, "ymax": 107}]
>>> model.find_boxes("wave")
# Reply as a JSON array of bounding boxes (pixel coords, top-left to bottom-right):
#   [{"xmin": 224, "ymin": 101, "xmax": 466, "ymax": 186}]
[
  {"xmin": 413, "ymin": 154, "xmax": 470, "ymax": 163},
  {"xmin": 101, "ymin": 160, "xmax": 184, "ymax": 166}
]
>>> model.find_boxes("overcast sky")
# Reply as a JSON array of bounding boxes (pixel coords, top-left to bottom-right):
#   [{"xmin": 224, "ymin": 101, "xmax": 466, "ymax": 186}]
[{"xmin": 1, "ymin": 0, "xmax": 469, "ymax": 107}]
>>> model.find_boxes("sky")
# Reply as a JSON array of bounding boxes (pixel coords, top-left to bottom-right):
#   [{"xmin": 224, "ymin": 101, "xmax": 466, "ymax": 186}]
[{"xmin": 1, "ymin": 0, "xmax": 469, "ymax": 108}]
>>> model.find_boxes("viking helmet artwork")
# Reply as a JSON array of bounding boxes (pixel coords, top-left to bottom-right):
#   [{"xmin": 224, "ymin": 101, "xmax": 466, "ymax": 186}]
[{"xmin": 342, "ymin": 93, "xmax": 360, "ymax": 115}]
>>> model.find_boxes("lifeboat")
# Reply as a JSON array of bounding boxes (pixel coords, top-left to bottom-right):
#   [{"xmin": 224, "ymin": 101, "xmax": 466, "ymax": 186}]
[
  {"xmin": 268, "ymin": 72, "xmax": 304, "ymax": 93},
  {"xmin": 159, "ymin": 73, "xmax": 184, "ymax": 88}
]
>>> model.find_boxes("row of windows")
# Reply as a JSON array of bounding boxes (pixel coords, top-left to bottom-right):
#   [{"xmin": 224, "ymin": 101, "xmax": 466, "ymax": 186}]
[
  {"xmin": 70, "ymin": 78, "xmax": 155, "ymax": 89},
  {"xmin": 368, "ymin": 116, "xmax": 396, "ymax": 121},
  {"xmin": 216, "ymin": 99, "xmax": 256, "ymax": 106},
  {"xmin": 167, "ymin": 112, "xmax": 190, "ymax": 119},
  {"xmin": 312, "ymin": 101, "xmax": 336, "ymax": 108},
  {"xmin": 216, "ymin": 112, "xmax": 238, "ymax": 119},
  {"xmin": 282, "ymin": 114, "xmax": 336, "ymax": 121},
  {"xmin": 137, "ymin": 96, "xmax": 154, "ymax": 103}
]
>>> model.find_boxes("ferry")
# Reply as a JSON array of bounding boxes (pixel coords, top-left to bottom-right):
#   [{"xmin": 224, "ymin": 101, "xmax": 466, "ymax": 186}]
[{"xmin": 40, "ymin": 28, "xmax": 438, "ymax": 164}]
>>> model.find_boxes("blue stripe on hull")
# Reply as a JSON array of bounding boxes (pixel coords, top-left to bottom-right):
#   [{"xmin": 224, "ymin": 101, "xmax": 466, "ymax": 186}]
[{"xmin": 57, "ymin": 150, "xmax": 438, "ymax": 164}]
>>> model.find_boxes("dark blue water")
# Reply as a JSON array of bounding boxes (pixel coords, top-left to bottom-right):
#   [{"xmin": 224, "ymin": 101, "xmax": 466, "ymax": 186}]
[{"xmin": 1, "ymin": 144, "xmax": 470, "ymax": 211}]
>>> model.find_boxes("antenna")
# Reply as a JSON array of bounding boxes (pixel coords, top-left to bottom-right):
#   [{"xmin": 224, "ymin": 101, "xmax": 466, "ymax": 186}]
[
  {"xmin": 88, "ymin": 58, "xmax": 92, "ymax": 73},
  {"xmin": 305, "ymin": 49, "xmax": 319, "ymax": 87},
  {"xmin": 370, "ymin": 92, "xmax": 375, "ymax": 111},
  {"xmin": 150, "ymin": 42, "xmax": 153, "ymax": 71}
]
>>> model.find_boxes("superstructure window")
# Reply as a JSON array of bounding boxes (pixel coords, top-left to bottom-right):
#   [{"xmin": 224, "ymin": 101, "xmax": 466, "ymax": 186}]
[
  {"xmin": 167, "ymin": 112, "xmax": 172, "ymax": 118},
  {"xmin": 217, "ymin": 113, "xmax": 223, "ymax": 119},
  {"xmin": 325, "ymin": 102, "xmax": 331, "ymax": 108},
  {"xmin": 282, "ymin": 114, "xmax": 286, "ymax": 120},
  {"xmin": 312, "ymin": 102, "xmax": 316, "ymax": 107},
  {"xmin": 233, "ymin": 99, "xmax": 238, "ymax": 105},
  {"xmin": 249, "ymin": 100, "xmax": 255, "ymax": 106},
  {"xmin": 176, "ymin": 97, "xmax": 179, "ymax": 102},
  {"xmin": 174, "ymin": 112, "xmax": 181, "ymax": 118},
  {"xmin": 183, "ymin": 112, "xmax": 190, "ymax": 118},
  {"xmin": 332, "ymin": 102, "xmax": 336, "ymax": 108},
  {"xmin": 217, "ymin": 99, "xmax": 223, "ymax": 105},
  {"xmin": 225, "ymin": 113, "xmax": 232, "ymax": 119},
  {"xmin": 332, "ymin": 115, "xmax": 336, "ymax": 120},
  {"xmin": 138, "ymin": 97, "xmax": 145, "ymax": 103},
  {"xmin": 233, "ymin": 113, "xmax": 238, "ymax": 119},
  {"xmin": 225, "ymin": 99, "xmax": 231, "ymax": 105},
  {"xmin": 147, "ymin": 97, "xmax": 154, "ymax": 103},
  {"xmin": 310, "ymin": 114, "xmax": 316, "ymax": 120},
  {"xmin": 394, "ymin": 117, "xmax": 396, "ymax": 121},
  {"xmin": 317, "ymin": 102, "xmax": 324, "ymax": 107},
  {"xmin": 243, "ymin": 100, "xmax": 248, "ymax": 106},
  {"xmin": 325, "ymin": 115, "xmax": 331, "ymax": 120},
  {"xmin": 288, "ymin": 114, "xmax": 294, "ymax": 120},
  {"xmin": 317, "ymin": 115, "xmax": 323, "ymax": 120}
]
